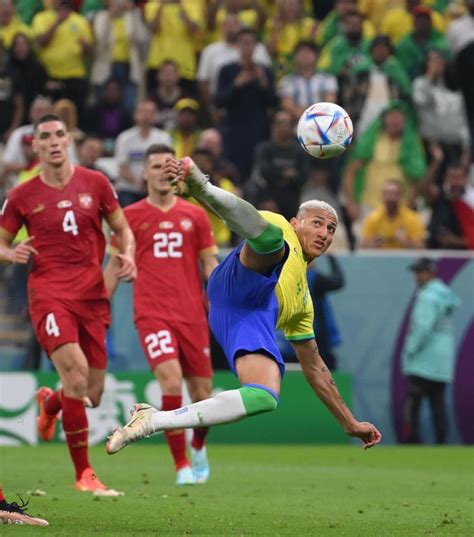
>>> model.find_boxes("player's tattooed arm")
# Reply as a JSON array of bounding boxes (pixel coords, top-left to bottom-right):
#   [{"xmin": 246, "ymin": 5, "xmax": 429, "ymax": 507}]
[{"xmin": 292, "ymin": 338, "xmax": 382, "ymax": 449}]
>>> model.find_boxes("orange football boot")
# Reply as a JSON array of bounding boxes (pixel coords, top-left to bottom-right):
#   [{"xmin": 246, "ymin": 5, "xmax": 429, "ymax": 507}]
[
  {"xmin": 75, "ymin": 468, "xmax": 123, "ymax": 497},
  {"xmin": 36, "ymin": 387, "xmax": 58, "ymax": 442}
]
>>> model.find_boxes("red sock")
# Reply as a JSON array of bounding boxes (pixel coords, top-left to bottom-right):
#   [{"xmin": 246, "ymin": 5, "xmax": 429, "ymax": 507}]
[
  {"xmin": 0, "ymin": 487, "xmax": 4, "ymax": 502},
  {"xmin": 62, "ymin": 394, "xmax": 90, "ymax": 480},
  {"xmin": 191, "ymin": 427, "xmax": 209, "ymax": 450},
  {"xmin": 162, "ymin": 395, "xmax": 189, "ymax": 471},
  {"xmin": 45, "ymin": 389, "xmax": 63, "ymax": 416}
]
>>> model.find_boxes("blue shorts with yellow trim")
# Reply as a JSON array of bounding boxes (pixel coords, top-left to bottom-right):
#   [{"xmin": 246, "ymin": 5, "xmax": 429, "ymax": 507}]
[{"xmin": 208, "ymin": 241, "xmax": 289, "ymax": 377}]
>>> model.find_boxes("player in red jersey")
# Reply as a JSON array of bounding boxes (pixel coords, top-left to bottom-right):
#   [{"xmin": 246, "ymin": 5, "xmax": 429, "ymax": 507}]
[
  {"xmin": 0, "ymin": 114, "xmax": 136, "ymax": 495},
  {"xmin": 104, "ymin": 144, "xmax": 218, "ymax": 485}
]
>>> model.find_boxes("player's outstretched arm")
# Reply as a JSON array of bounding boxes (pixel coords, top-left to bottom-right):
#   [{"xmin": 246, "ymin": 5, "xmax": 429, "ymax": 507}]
[{"xmin": 292, "ymin": 338, "xmax": 382, "ymax": 449}]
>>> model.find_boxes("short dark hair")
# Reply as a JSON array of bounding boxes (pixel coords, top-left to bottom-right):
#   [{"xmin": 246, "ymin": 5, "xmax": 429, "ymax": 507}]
[
  {"xmin": 145, "ymin": 144, "xmax": 175, "ymax": 160},
  {"xmin": 446, "ymin": 160, "xmax": 468, "ymax": 174},
  {"xmin": 294, "ymin": 40, "xmax": 319, "ymax": 55},
  {"xmin": 236, "ymin": 28, "xmax": 258, "ymax": 41},
  {"xmin": 34, "ymin": 114, "xmax": 66, "ymax": 132},
  {"xmin": 370, "ymin": 34, "xmax": 393, "ymax": 53},
  {"xmin": 192, "ymin": 148, "xmax": 214, "ymax": 160}
]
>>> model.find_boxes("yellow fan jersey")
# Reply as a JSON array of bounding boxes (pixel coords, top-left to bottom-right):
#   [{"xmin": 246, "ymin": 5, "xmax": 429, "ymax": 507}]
[{"xmin": 260, "ymin": 211, "xmax": 314, "ymax": 341}]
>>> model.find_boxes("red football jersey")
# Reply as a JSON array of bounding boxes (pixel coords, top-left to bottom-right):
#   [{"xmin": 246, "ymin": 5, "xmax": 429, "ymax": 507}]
[
  {"xmin": 1, "ymin": 166, "xmax": 119, "ymax": 301},
  {"xmin": 118, "ymin": 197, "xmax": 217, "ymax": 323}
]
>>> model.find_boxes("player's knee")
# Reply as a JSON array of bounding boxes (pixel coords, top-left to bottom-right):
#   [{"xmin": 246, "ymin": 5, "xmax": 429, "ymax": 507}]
[{"xmin": 239, "ymin": 385, "xmax": 279, "ymax": 417}]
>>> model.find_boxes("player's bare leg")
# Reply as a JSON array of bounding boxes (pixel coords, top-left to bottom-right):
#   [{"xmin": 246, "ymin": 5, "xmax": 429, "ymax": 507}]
[
  {"xmin": 187, "ymin": 376, "xmax": 213, "ymax": 483},
  {"xmin": 107, "ymin": 354, "xmax": 281, "ymax": 454},
  {"xmin": 153, "ymin": 360, "xmax": 194, "ymax": 485},
  {"xmin": 51, "ymin": 344, "xmax": 122, "ymax": 496}
]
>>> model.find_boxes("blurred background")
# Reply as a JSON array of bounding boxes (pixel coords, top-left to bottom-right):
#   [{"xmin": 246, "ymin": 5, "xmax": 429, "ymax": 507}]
[{"xmin": 0, "ymin": 0, "xmax": 473, "ymax": 447}]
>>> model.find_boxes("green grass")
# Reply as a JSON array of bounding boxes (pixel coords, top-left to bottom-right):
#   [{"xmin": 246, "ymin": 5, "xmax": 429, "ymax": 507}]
[{"xmin": 1, "ymin": 445, "xmax": 473, "ymax": 536}]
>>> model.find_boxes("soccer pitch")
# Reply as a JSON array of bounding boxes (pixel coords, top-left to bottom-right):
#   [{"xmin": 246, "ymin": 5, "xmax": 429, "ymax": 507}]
[{"xmin": 1, "ymin": 444, "xmax": 472, "ymax": 536}]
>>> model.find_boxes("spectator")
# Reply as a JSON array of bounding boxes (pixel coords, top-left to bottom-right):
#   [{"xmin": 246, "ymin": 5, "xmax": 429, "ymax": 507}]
[
  {"xmin": 343, "ymin": 101, "xmax": 426, "ymax": 223},
  {"xmin": 278, "ymin": 40, "xmax": 338, "ymax": 123},
  {"xmin": 197, "ymin": 128, "xmax": 241, "ymax": 186},
  {"xmin": 8, "ymin": 33, "xmax": 48, "ymax": 119},
  {"xmin": 402, "ymin": 257, "xmax": 461, "ymax": 444},
  {"xmin": 53, "ymin": 98, "xmax": 82, "ymax": 163},
  {"xmin": 318, "ymin": 0, "xmax": 375, "ymax": 48},
  {"xmin": 318, "ymin": 10, "xmax": 370, "ymax": 76},
  {"xmin": 340, "ymin": 34, "xmax": 411, "ymax": 136},
  {"xmin": 167, "ymin": 98, "xmax": 201, "ymax": 160},
  {"xmin": 413, "ymin": 49, "xmax": 470, "ymax": 169},
  {"xmin": 32, "ymin": 0, "xmax": 94, "ymax": 114},
  {"xmin": 428, "ymin": 161, "xmax": 474, "ymax": 249},
  {"xmin": 114, "ymin": 99, "xmax": 171, "ymax": 206},
  {"xmin": 14, "ymin": 0, "xmax": 43, "ymax": 25},
  {"xmin": 2, "ymin": 96, "xmax": 52, "ymax": 181},
  {"xmin": 251, "ymin": 109, "xmax": 309, "ymax": 219},
  {"xmin": 447, "ymin": 0, "xmax": 474, "ymax": 162},
  {"xmin": 90, "ymin": 0, "xmax": 145, "ymax": 115},
  {"xmin": 380, "ymin": 0, "xmax": 447, "ymax": 45},
  {"xmin": 265, "ymin": 0, "xmax": 318, "ymax": 79},
  {"xmin": 77, "ymin": 135, "xmax": 110, "ymax": 177},
  {"xmin": 395, "ymin": 6, "xmax": 449, "ymax": 80},
  {"xmin": 149, "ymin": 60, "xmax": 195, "ymax": 131},
  {"xmin": 0, "ymin": 0, "xmax": 33, "ymax": 49},
  {"xmin": 144, "ymin": 0, "xmax": 201, "ymax": 93},
  {"xmin": 0, "ymin": 38, "xmax": 24, "ymax": 144},
  {"xmin": 197, "ymin": 12, "xmax": 271, "ymax": 117},
  {"xmin": 191, "ymin": 147, "xmax": 237, "ymax": 247},
  {"xmin": 360, "ymin": 179, "xmax": 425, "ymax": 249},
  {"xmin": 83, "ymin": 78, "xmax": 132, "ymax": 155},
  {"xmin": 307, "ymin": 255, "xmax": 345, "ymax": 371},
  {"xmin": 215, "ymin": 28, "xmax": 278, "ymax": 182},
  {"xmin": 205, "ymin": 0, "xmax": 266, "ymax": 45}
]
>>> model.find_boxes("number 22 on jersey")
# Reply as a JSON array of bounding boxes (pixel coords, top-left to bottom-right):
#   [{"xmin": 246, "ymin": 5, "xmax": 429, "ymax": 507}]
[{"xmin": 153, "ymin": 232, "xmax": 183, "ymax": 258}]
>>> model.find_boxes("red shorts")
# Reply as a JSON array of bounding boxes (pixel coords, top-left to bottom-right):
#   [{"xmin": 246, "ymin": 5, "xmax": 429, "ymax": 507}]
[
  {"xmin": 136, "ymin": 318, "xmax": 213, "ymax": 378},
  {"xmin": 30, "ymin": 298, "xmax": 110, "ymax": 369}
]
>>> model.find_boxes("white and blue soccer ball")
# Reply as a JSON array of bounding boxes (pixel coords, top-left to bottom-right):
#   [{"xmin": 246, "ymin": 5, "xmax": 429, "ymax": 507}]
[{"xmin": 297, "ymin": 102, "xmax": 353, "ymax": 159}]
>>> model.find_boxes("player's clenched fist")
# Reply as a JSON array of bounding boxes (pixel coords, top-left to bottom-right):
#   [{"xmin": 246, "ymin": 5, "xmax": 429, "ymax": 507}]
[
  {"xmin": 12, "ymin": 236, "xmax": 38, "ymax": 264},
  {"xmin": 163, "ymin": 157, "xmax": 181, "ymax": 184}
]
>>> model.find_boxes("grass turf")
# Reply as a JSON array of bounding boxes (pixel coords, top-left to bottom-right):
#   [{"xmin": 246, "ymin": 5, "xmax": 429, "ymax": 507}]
[{"xmin": 0, "ymin": 444, "xmax": 473, "ymax": 536}]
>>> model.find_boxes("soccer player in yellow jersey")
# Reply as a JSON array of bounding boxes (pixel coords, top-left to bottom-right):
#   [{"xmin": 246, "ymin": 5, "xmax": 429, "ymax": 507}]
[{"xmin": 107, "ymin": 157, "xmax": 382, "ymax": 455}]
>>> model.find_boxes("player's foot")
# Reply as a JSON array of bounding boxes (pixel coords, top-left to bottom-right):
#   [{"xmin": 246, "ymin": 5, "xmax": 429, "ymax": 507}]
[
  {"xmin": 176, "ymin": 466, "xmax": 196, "ymax": 486},
  {"xmin": 36, "ymin": 387, "xmax": 58, "ymax": 442},
  {"xmin": 75, "ymin": 468, "xmax": 124, "ymax": 497},
  {"xmin": 106, "ymin": 403, "xmax": 155, "ymax": 455},
  {"xmin": 177, "ymin": 157, "xmax": 209, "ymax": 196},
  {"xmin": 191, "ymin": 446, "xmax": 210, "ymax": 484},
  {"xmin": 0, "ymin": 498, "xmax": 49, "ymax": 526}
]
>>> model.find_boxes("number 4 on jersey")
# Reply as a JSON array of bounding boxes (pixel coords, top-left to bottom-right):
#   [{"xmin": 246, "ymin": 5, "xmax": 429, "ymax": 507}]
[
  {"xmin": 45, "ymin": 313, "xmax": 60, "ymax": 337},
  {"xmin": 63, "ymin": 210, "xmax": 79, "ymax": 236}
]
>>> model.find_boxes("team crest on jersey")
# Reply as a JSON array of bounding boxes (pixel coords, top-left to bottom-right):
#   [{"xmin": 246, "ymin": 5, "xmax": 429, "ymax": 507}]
[
  {"xmin": 180, "ymin": 218, "xmax": 193, "ymax": 231},
  {"xmin": 57, "ymin": 200, "xmax": 72, "ymax": 209},
  {"xmin": 159, "ymin": 221, "xmax": 174, "ymax": 229},
  {"xmin": 78, "ymin": 193, "xmax": 93, "ymax": 209}
]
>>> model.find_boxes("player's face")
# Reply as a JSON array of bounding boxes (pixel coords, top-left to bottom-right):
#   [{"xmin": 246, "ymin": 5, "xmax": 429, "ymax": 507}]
[
  {"xmin": 144, "ymin": 152, "xmax": 174, "ymax": 195},
  {"xmin": 33, "ymin": 120, "xmax": 70, "ymax": 167},
  {"xmin": 291, "ymin": 209, "xmax": 337, "ymax": 261}
]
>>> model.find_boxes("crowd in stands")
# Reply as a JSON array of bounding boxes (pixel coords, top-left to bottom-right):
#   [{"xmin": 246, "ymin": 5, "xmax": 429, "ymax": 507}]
[{"xmin": 1, "ymin": 0, "xmax": 473, "ymax": 251}]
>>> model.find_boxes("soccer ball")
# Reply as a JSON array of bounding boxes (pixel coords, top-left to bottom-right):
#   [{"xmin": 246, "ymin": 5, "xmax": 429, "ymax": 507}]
[{"xmin": 297, "ymin": 102, "xmax": 353, "ymax": 159}]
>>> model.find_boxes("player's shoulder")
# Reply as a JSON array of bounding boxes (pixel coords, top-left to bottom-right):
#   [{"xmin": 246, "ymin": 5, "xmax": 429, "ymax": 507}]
[
  {"xmin": 259, "ymin": 210, "xmax": 291, "ymax": 229},
  {"xmin": 74, "ymin": 165, "xmax": 108, "ymax": 182},
  {"xmin": 7, "ymin": 175, "xmax": 42, "ymax": 199},
  {"xmin": 176, "ymin": 197, "xmax": 209, "ymax": 220}
]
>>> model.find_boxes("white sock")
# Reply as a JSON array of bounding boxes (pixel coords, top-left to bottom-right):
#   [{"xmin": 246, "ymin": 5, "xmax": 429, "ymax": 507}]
[{"xmin": 151, "ymin": 390, "xmax": 247, "ymax": 432}]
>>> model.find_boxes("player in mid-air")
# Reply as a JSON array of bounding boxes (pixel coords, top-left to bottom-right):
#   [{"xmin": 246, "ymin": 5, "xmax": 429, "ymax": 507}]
[
  {"xmin": 0, "ymin": 485, "xmax": 48, "ymax": 526},
  {"xmin": 0, "ymin": 114, "xmax": 136, "ymax": 495},
  {"xmin": 106, "ymin": 157, "xmax": 382, "ymax": 453},
  {"xmin": 104, "ymin": 144, "xmax": 218, "ymax": 485}
]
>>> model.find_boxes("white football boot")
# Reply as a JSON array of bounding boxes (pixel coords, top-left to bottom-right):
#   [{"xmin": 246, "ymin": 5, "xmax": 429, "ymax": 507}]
[{"xmin": 106, "ymin": 403, "xmax": 155, "ymax": 454}]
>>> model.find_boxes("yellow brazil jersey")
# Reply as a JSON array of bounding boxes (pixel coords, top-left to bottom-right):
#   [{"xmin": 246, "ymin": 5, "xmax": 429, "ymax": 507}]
[
  {"xmin": 111, "ymin": 16, "xmax": 129, "ymax": 63},
  {"xmin": 260, "ymin": 211, "xmax": 314, "ymax": 341},
  {"xmin": 32, "ymin": 10, "xmax": 93, "ymax": 79},
  {"xmin": 0, "ymin": 16, "xmax": 33, "ymax": 48},
  {"xmin": 144, "ymin": 0, "xmax": 202, "ymax": 79}
]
